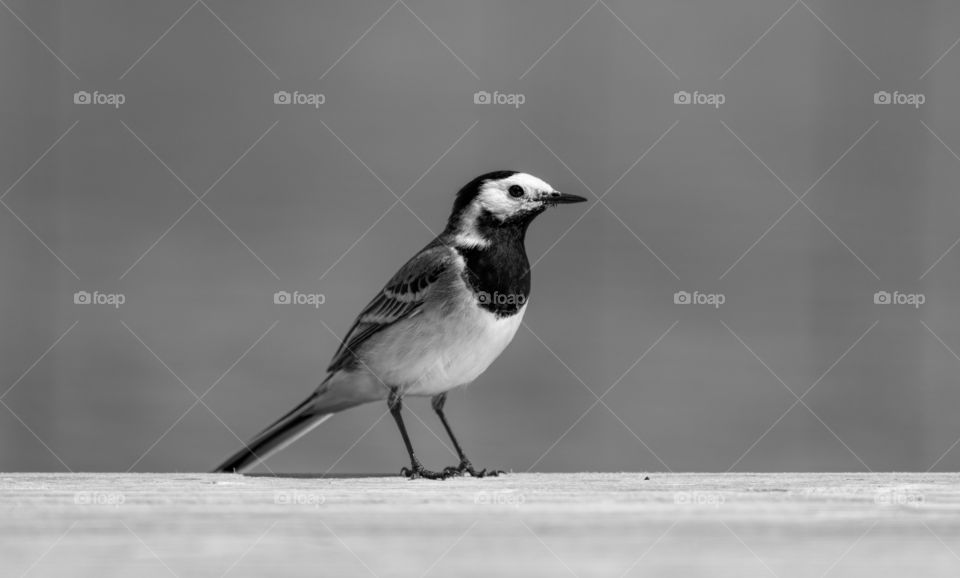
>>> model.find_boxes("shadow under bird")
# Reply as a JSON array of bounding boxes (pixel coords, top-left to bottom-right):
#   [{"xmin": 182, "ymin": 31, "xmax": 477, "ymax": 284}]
[{"xmin": 214, "ymin": 171, "xmax": 586, "ymax": 479}]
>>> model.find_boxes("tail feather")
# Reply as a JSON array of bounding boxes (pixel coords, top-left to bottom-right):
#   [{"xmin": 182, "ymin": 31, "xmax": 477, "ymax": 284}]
[
  {"xmin": 213, "ymin": 393, "xmax": 332, "ymax": 473},
  {"xmin": 214, "ymin": 371, "xmax": 382, "ymax": 473}
]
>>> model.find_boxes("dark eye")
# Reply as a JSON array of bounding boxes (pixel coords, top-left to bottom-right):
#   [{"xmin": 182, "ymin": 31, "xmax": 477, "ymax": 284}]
[{"xmin": 508, "ymin": 185, "xmax": 524, "ymax": 198}]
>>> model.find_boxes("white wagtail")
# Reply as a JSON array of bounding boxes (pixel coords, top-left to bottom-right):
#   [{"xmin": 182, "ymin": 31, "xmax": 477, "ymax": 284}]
[{"xmin": 214, "ymin": 171, "xmax": 586, "ymax": 478}]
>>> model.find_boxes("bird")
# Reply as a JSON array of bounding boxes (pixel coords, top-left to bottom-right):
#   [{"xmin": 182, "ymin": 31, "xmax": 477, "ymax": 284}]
[{"xmin": 213, "ymin": 171, "xmax": 586, "ymax": 479}]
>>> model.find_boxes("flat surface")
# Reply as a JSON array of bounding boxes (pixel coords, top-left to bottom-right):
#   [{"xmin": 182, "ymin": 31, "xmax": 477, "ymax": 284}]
[{"xmin": 1, "ymin": 473, "xmax": 959, "ymax": 577}]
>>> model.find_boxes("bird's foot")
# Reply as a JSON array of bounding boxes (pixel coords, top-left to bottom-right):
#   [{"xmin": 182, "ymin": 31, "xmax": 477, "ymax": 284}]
[
  {"xmin": 442, "ymin": 460, "xmax": 504, "ymax": 478},
  {"xmin": 401, "ymin": 464, "xmax": 451, "ymax": 480}
]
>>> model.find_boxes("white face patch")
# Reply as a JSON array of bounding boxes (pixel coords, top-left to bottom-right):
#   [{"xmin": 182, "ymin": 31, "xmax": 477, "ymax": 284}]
[
  {"xmin": 449, "ymin": 172, "xmax": 557, "ymax": 248},
  {"xmin": 474, "ymin": 173, "xmax": 556, "ymax": 221}
]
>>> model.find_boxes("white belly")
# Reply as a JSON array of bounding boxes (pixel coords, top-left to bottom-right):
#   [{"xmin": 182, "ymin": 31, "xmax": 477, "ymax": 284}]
[{"xmin": 364, "ymin": 299, "xmax": 526, "ymax": 396}]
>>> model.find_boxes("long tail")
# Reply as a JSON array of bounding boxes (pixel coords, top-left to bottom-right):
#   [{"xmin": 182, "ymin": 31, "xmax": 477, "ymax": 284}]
[{"xmin": 213, "ymin": 393, "xmax": 332, "ymax": 473}]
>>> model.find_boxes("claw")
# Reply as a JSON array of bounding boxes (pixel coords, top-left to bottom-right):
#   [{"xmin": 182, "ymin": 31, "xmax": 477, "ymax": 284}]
[
  {"xmin": 444, "ymin": 461, "xmax": 505, "ymax": 478},
  {"xmin": 401, "ymin": 465, "xmax": 452, "ymax": 480},
  {"xmin": 401, "ymin": 460, "xmax": 506, "ymax": 480},
  {"xmin": 470, "ymin": 468, "xmax": 505, "ymax": 478}
]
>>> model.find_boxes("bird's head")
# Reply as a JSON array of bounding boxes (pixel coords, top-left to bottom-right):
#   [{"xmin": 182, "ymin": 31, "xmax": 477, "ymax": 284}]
[{"xmin": 445, "ymin": 171, "xmax": 587, "ymax": 247}]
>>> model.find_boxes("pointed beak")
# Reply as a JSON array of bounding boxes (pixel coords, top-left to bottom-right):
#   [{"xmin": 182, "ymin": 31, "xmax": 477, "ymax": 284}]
[{"xmin": 544, "ymin": 191, "xmax": 588, "ymax": 206}]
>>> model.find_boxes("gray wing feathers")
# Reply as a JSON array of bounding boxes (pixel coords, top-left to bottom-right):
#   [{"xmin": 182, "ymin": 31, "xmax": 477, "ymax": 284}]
[{"xmin": 327, "ymin": 245, "xmax": 453, "ymax": 372}]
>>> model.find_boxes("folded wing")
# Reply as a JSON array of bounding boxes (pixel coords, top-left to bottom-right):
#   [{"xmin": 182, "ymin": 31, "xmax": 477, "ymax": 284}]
[{"xmin": 327, "ymin": 245, "xmax": 453, "ymax": 373}]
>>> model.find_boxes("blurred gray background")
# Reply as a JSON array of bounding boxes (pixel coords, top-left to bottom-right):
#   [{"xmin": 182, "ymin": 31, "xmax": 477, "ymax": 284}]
[{"xmin": 2, "ymin": 0, "xmax": 960, "ymax": 474}]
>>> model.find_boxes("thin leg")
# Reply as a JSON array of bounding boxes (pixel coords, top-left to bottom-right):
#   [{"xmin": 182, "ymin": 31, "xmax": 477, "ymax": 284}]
[
  {"xmin": 432, "ymin": 393, "xmax": 503, "ymax": 478},
  {"xmin": 388, "ymin": 388, "xmax": 447, "ymax": 480}
]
